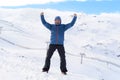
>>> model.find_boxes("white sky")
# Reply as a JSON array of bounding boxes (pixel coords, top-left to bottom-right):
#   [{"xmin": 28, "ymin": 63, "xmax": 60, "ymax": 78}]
[
  {"xmin": 0, "ymin": 0, "xmax": 65, "ymax": 6},
  {"xmin": 0, "ymin": 0, "xmax": 113, "ymax": 6}
]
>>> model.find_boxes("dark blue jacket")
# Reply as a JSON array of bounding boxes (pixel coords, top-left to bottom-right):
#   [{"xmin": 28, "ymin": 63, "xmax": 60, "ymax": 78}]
[{"xmin": 40, "ymin": 15, "xmax": 77, "ymax": 45}]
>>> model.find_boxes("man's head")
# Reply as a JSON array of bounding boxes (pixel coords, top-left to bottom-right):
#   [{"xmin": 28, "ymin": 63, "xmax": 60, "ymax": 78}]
[{"xmin": 55, "ymin": 16, "xmax": 61, "ymax": 25}]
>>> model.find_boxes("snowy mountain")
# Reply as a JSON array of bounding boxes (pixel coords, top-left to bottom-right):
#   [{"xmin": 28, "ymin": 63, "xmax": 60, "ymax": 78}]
[{"xmin": 0, "ymin": 8, "xmax": 120, "ymax": 80}]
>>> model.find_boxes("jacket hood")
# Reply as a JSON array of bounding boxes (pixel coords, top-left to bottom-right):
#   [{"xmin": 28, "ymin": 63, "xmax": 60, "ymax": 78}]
[{"xmin": 55, "ymin": 16, "xmax": 61, "ymax": 21}]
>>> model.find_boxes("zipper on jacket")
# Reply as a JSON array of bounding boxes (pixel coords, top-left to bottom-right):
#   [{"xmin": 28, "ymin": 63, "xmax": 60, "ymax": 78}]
[{"xmin": 56, "ymin": 26, "xmax": 58, "ymax": 44}]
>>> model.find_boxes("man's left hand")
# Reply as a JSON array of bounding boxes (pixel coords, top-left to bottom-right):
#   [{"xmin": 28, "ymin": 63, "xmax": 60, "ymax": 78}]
[{"xmin": 74, "ymin": 13, "xmax": 77, "ymax": 17}]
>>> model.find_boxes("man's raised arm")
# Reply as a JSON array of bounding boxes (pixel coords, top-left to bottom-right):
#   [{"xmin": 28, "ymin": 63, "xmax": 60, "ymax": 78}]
[
  {"xmin": 40, "ymin": 12, "xmax": 52, "ymax": 30},
  {"xmin": 64, "ymin": 13, "xmax": 77, "ymax": 31}
]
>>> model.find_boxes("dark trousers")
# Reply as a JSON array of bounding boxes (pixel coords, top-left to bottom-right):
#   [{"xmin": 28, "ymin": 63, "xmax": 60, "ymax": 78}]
[{"xmin": 43, "ymin": 44, "xmax": 67, "ymax": 72}]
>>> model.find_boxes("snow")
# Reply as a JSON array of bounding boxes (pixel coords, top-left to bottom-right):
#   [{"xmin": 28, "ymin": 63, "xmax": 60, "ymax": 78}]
[{"xmin": 0, "ymin": 8, "xmax": 120, "ymax": 80}]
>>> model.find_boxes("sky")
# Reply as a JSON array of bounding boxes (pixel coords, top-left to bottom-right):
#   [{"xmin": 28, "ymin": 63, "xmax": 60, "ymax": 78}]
[{"xmin": 0, "ymin": 0, "xmax": 120, "ymax": 14}]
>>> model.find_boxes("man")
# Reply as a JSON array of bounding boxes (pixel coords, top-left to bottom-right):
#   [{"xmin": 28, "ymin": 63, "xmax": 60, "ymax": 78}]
[{"xmin": 40, "ymin": 12, "xmax": 77, "ymax": 75}]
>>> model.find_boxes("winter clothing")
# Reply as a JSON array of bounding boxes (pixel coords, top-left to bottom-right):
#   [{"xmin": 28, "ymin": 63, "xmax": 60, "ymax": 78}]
[
  {"xmin": 43, "ymin": 44, "xmax": 67, "ymax": 72},
  {"xmin": 55, "ymin": 16, "xmax": 61, "ymax": 21},
  {"xmin": 41, "ymin": 14, "xmax": 77, "ymax": 73},
  {"xmin": 41, "ymin": 15, "xmax": 77, "ymax": 45}
]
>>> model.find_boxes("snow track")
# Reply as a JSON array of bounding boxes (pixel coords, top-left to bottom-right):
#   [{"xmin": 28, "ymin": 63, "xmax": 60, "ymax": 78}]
[
  {"xmin": 0, "ymin": 36, "xmax": 44, "ymax": 50},
  {"xmin": 66, "ymin": 52, "xmax": 120, "ymax": 69},
  {"xmin": 0, "ymin": 20, "xmax": 27, "ymax": 33}
]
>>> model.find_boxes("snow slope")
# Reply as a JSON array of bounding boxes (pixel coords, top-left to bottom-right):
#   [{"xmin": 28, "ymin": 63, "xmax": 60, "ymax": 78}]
[{"xmin": 0, "ymin": 8, "xmax": 120, "ymax": 80}]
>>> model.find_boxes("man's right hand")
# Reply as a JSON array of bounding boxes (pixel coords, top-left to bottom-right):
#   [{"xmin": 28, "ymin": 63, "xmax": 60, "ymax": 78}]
[{"xmin": 41, "ymin": 12, "xmax": 44, "ymax": 15}]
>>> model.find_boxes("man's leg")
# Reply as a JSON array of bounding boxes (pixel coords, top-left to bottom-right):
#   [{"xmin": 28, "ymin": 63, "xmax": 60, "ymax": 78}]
[
  {"xmin": 57, "ymin": 45, "xmax": 67, "ymax": 73},
  {"xmin": 43, "ymin": 44, "xmax": 56, "ymax": 72}
]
